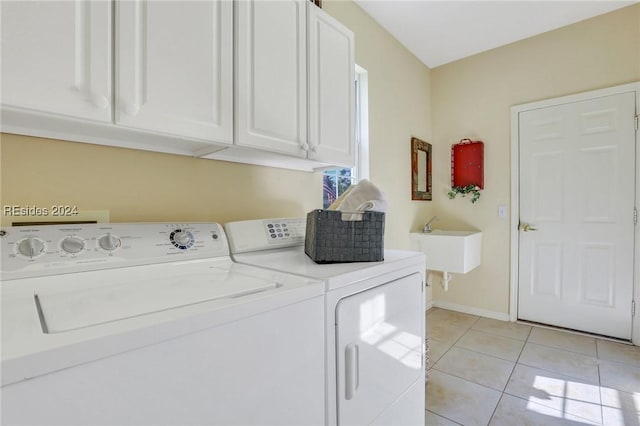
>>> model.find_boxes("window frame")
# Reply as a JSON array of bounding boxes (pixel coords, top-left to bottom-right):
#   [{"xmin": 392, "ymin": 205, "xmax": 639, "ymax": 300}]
[{"xmin": 322, "ymin": 65, "xmax": 369, "ymax": 208}]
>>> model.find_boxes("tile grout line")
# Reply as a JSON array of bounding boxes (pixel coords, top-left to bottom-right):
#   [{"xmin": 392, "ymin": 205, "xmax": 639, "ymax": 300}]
[
  {"xmin": 429, "ymin": 369, "xmax": 505, "ymax": 407},
  {"xmin": 428, "ymin": 313, "xmax": 500, "ymax": 425},
  {"xmin": 485, "ymin": 321, "xmax": 534, "ymax": 425},
  {"xmin": 456, "ymin": 329, "xmax": 527, "ymax": 363},
  {"xmin": 434, "ymin": 319, "xmax": 533, "ymax": 394},
  {"xmin": 519, "ymin": 327, "xmax": 601, "ymax": 384},
  {"xmin": 596, "ymin": 338, "xmax": 605, "ymax": 426},
  {"xmin": 430, "ymin": 362, "xmax": 513, "ymax": 395},
  {"xmin": 427, "ymin": 331, "xmax": 471, "ymax": 375},
  {"xmin": 428, "ymin": 314, "xmax": 482, "ymax": 367},
  {"xmin": 500, "ymin": 323, "xmax": 533, "ymax": 389},
  {"xmin": 430, "ymin": 320, "xmax": 510, "ymax": 426},
  {"xmin": 524, "ymin": 341, "xmax": 598, "ymax": 358},
  {"xmin": 512, "ymin": 325, "xmax": 606, "ymax": 425},
  {"xmin": 425, "ymin": 409, "xmax": 463, "ymax": 426},
  {"xmin": 513, "ymin": 358, "xmax": 600, "ymax": 387},
  {"xmin": 486, "ymin": 392, "xmax": 507, "ymax": 426}
]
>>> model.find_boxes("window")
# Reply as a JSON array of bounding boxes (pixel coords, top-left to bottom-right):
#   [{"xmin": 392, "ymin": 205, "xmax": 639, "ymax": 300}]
[{"xmin": 322, "ymin": 65, "xmax": 369, "ymax": 208}]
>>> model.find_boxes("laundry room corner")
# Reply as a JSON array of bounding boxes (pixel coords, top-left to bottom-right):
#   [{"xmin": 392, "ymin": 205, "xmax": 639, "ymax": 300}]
[{"xmin": 323, "ymin": 0, "xmax": 436, "ymax": 251}]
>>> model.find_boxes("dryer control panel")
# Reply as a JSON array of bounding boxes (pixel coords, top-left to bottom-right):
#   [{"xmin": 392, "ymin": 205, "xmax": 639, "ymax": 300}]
[
  {"xmin": 225, "ymin": 218, "xmax": 306, "ymax": 254},
  {"xmin": 0, "ymin": 223, "xmax": 228, "ymax": 280}
]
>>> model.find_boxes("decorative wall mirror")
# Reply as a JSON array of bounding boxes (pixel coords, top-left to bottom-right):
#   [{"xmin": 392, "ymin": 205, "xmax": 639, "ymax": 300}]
[{"xmin": 411, "ymin": 137, "xmax": 432, "ymax": 200}]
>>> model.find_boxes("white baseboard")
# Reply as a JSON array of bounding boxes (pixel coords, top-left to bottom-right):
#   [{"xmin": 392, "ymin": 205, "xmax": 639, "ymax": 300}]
[
  {"xmin": 432, "ymin": 300, "xmax": 510, "ymax": 322},
  {"xmin": 425, "ymin": 300, "xmax": 434, "ymax": 311}
]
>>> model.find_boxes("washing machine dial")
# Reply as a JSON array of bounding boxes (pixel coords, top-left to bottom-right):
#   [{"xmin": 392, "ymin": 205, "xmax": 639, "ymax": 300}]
[
  {"xmin": 60, "ymin": 236, "xmax": 85, "ymax": 254},
  {"xmin": 98, "ymin": 233, "xmax": 121, "ymax": 251},
  {"xmin": 17, "ymin": 237, "xmax": 46, "ymax": 258},
  {"xmin": 170, "ymin": 229, "xmax": 194, "ymax": 249}
]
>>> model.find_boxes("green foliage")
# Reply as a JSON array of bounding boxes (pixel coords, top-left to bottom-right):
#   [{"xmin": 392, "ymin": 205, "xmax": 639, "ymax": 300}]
[
  {"xmin": 323, "ymin": 168, "xmax": 354, "ymax": 208},
  {"xmin": 447, "ymin": 185, "xmax": 481, "ymax": 204}
]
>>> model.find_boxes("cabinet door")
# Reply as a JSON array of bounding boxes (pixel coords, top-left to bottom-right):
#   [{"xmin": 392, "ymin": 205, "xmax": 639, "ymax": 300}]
[
  {"xmin": 336, "ymin": 273, "xmax": 424, "ymax": 425},
  {"xmin": 116, "ymin": 0, "xmax": 232, "ymax": 144},
  {"xmin": 236, "ymin": 0, "xmax": 307, "ymax": 157},
  {"xmin": 308, "ymin": 6, "xmax": 355, "ymax": 166},
  {"xmin": 1, "ymin": 1, "xmax": 111, "ymax": 122}
]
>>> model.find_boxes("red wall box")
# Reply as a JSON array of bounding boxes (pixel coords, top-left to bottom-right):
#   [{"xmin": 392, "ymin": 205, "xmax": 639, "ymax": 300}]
[{"xmin": 451, "ymin": 139, "xmax": 484, "ymax": 189}]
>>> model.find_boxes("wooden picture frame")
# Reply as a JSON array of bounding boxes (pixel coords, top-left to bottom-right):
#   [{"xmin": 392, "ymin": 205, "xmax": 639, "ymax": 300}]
[{"xmin": 411, "ymin": 137, "xmax": 432, "ymax": 201}]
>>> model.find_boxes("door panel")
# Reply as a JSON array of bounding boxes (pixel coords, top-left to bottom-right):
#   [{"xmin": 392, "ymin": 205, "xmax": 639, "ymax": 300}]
[
  {"xmin": 116, "ymin": 0, "xmax": 232, "ymax": 143},
  {"xmin": 531, "ymin": 241, "xmax": 562, "ymax": 298},
  {"xmin": 235, "ymin": 0, "xmax": 307, "ymax": 156},
  {"xmin": 308, "ymin": 6, "xmax": 355, "ymax": 166},
  {"xmin": 531, "ymin": 151, "xmax": 564, "ymax": 221},
  {"xmin": 580, "ymin": 243, "xmax": 615, "ymax": 306},
  {"xmin": 335, "ymin": 273, "xmax": 423, "ymax": 425},
  {"xmin": 1, "ymin": 0, "xmax": 111, "ymax": 122},
  {"xmin": 518, "ymin": 92, "xmax": 636, "ymax": 339},
  {"xmin": 581, "ymin": 147, "xmax": 617, "ymax": 222}
]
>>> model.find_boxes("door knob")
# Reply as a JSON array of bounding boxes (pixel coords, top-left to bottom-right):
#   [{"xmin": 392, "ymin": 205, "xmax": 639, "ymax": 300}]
[{"xmin": 520, "ymin": 222, "xmax": 538, "ymax": 232}]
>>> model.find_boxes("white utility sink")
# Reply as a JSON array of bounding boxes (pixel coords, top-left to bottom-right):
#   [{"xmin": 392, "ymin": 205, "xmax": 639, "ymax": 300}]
[{"xmin": 410, "ymin": 230, "xmax": 482, "ymax": 291}]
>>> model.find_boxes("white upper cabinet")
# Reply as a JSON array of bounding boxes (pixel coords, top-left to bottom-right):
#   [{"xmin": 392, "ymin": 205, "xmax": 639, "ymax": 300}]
[
  {"xmin": 1, "ymin": 0, "xmax": 355, "ymax": 171},
  {"xmin": 1, "ymin": 0, "xmax": 112, "ymax": 122},
  {"xmin": 235, "ymin": 0, "xmax": 308, "ymax": 157},
  {"xmin": 116, "ymin": 0, "xmax": 232, "ymax": 144},
  {"xmin": 234, "ymin": 0, "xmax": 355, "ymax": 167},
  {"xmin": 307, "ymin": 5, "xmax": 355, "ymax": 167}
]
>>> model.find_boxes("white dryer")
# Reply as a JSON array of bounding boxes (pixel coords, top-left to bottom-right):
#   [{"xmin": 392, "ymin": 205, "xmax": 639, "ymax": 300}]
[
  {"xmin": 1, "ymin": 222, "xmax": 325, "ymax": 426},
  {"xmin": 225, "ymin": 218, "xmax": 427, "ymax": 426}
]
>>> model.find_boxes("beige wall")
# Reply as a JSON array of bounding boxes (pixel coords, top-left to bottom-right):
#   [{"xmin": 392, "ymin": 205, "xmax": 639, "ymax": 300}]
[
  {"xmin": 323, "ymin": 0, "xmax": 434, "ymax": 246},
  {"xmin": 0, "ymin": 134, "xmax": 322, "ymax": 224},
  {"xmin": 430, "ymin": 4, "xmax": 640, "ymax": 316},
  {"xmin": 0, "ymin": 1, "xmax": 433, "ymax": 250}
]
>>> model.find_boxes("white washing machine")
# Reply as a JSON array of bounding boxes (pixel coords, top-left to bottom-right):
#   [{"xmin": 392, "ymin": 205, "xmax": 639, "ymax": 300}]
[
  {"xmin": 0, "ymin": 222, "xmax": 325, "ymax": 426},
  {"xmin": 224, "ymin": 218, "xmax": 426, "ymax": 426}
]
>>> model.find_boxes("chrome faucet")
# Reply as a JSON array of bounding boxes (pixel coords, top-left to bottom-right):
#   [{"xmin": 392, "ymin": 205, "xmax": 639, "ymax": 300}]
[{"xmin": 422, "ymin": 216, "xmax": 439, "ymax": 233}]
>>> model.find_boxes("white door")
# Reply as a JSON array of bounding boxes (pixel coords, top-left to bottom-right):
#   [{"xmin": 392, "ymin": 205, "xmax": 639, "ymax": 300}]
[
  {"xmin": 1, "ymin": 1, "xmax": 111, "ymax": 122},
  {"xmin": 518, "ymin": 92, "xmax": 636, "ymax": 339},
  {"xmin": 308, "ymin": 6, "xmax": 355, "ymax": 167},
  {"xmin": 116, "ymin": 0, "xmax": 232, "ymax": 144},
  {"xmin": 235, "ymin": 0, "xmax": 308, "ymax": 157},
  {"xmin": 336, "ymin": 274, "xmax": 424, "ymax": 425}
]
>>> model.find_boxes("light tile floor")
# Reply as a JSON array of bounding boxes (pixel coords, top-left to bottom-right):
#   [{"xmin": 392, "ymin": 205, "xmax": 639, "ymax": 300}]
[{"xmin": 425, "ymin": 308, "xmax": 640, "ymax": 426}]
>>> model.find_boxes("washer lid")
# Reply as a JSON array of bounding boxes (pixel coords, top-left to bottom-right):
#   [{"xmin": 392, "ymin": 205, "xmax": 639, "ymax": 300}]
[
  {"xmin": 2, "ymin": 257, "xmax": 324, "ymax": 385},
  {"xmin": 35, "ymin": 261, "xmax": 281, "ymax": 333}
]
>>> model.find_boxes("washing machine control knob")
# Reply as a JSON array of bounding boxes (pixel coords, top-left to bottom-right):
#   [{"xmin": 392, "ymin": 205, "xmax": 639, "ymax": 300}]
[
  {"xmin": 61, "ymin": 236, "xmax": 84, "ymax": 254},
  {"xmin": 98, "ymin": 233, "xmax": 121, "ymax": 251},
  {"xmin": 170, "ymin": 230, "xmax": 194, "ymax": 249},
  {"xmin": 17, "ymin": 237, "xmax": 46, "ymax": 258}
]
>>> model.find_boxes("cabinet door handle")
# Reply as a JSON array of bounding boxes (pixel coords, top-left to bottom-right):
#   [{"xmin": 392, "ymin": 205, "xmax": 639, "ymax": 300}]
[
  {"xmin": 345, "ymin": 343, "xmax": 359, "ymax": 400},
  {"xmin": 300, "ymin": 142, "xmax": 309, "ymax": 151}
]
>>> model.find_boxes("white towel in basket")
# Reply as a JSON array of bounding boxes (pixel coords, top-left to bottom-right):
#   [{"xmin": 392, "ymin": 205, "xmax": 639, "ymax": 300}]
[{"xmin": 334, "ymin": 179, "xmax": 387, "ymax": 220}]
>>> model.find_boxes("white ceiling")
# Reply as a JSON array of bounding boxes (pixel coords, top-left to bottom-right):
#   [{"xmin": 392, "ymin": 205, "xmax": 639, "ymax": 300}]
[{"xmin": 353, "ymin": 0, "xmax": 636, "ymax": 68}]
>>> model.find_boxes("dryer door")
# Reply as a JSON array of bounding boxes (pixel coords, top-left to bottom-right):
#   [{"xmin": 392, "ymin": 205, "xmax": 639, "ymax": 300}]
[{"xmin": 335, "ymin": 273, "xmax": 424, "ymax": 425}]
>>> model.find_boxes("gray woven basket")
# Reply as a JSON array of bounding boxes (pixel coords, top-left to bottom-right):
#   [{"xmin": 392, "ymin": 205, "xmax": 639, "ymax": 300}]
[{"xmin": 305, "ymin": 209, "xmax": 385, "ymax": 263}]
